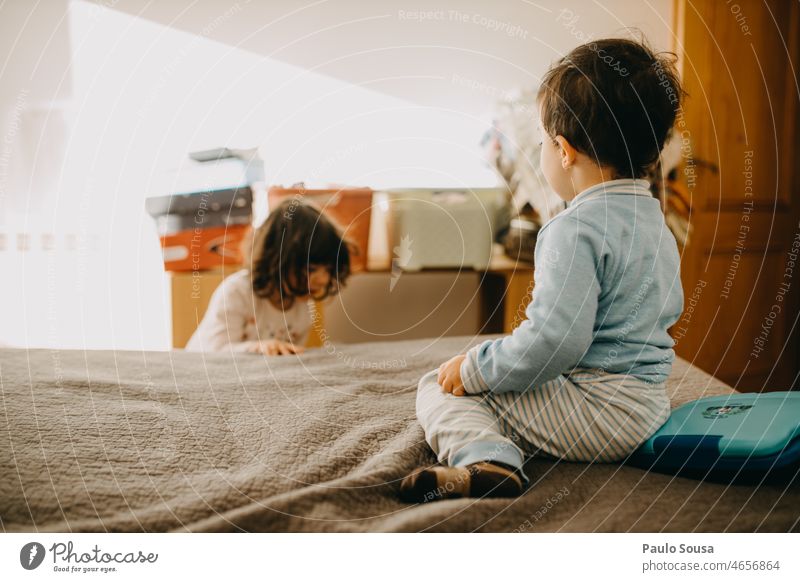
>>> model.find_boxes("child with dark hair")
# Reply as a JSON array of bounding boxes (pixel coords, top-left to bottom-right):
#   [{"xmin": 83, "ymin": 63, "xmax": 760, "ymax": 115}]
[
  {"xmin": 401, "ymin": 38, "xmax": 685, "ymax": 502},
  {"xmin": 187, "ymin": 199, "xmax": 351, "ymax": 355}
]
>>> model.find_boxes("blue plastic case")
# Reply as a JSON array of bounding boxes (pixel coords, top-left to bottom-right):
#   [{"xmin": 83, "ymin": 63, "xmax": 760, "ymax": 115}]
[{"xmin": 626, "ymin": 392, "xmax": 800, "ymax": 483}]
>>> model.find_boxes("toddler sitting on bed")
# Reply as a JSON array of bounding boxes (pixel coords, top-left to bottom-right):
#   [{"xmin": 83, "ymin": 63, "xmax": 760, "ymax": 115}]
[
  {"xmin": 401, "ymin": 38, "xmax": 685, "ymax": 502},
  {"xmin": 187, "ymin": 199, "xmax": 351, "ymax": 355}
]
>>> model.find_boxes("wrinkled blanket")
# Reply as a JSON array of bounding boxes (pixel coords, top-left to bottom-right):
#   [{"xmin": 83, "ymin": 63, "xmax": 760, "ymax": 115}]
[{"xmin": 1, "ymin": 336, "xmax": 798, "ymax": 532}]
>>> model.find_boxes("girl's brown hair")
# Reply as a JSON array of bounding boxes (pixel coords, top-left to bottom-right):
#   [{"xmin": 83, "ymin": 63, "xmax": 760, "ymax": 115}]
[{"xmin": 244, "ymin": 198, "xmax": 351, "ymax": 306}]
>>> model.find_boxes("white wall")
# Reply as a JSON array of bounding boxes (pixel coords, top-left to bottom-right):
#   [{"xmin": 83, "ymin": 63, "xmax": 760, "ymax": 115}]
[{"xmin": 96, "ymin": 0, "xmax": 673, "ymax": 114}]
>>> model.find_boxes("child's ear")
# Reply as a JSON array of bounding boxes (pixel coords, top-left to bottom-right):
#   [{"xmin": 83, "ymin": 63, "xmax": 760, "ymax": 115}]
[{"xmin": 554, "ymin": 135, "xmax": 578, "ymax": 169}]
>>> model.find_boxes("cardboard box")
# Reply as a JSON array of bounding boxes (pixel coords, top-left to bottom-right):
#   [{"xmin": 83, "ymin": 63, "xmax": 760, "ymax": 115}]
[{"xmin": 146, "ymin": 187, "xmax": 252, "ymax": 272}]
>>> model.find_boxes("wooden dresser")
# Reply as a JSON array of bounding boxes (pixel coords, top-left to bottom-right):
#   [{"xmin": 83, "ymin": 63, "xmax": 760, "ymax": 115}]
[{"xmin": 672, "ymin": 0, "xmax": 800, "ymax": 390}]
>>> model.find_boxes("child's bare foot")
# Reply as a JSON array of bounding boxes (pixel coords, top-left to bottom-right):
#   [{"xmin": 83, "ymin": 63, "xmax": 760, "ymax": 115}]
[{"xmin": 399, "ymin": 461, "xmax": 523, "ymax": 503}]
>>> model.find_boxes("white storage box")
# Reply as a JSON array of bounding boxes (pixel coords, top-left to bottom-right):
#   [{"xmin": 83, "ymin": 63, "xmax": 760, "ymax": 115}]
[{"xmin": 375, "ymin": 188, "xmax": 508, "ymax": 271}]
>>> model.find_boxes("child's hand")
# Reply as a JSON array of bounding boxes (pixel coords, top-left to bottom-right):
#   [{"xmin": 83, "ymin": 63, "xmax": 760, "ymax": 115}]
[
  {"xmin": 437, "ymin": 354, "xmax": 467, "ymax": 396},
  {"xmin": 249, "ymin": 339, "xmax": 305, "ymax": 356}
]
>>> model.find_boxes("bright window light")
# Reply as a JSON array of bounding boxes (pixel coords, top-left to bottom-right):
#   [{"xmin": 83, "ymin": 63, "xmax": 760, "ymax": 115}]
[{"xmin": 0, "ymin": 0, "xmax": 496, "ymax": 350}]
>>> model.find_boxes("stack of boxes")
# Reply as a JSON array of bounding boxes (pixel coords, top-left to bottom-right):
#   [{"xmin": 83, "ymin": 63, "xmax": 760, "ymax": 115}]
[{"xmin": 146, "ymin": 148, "xmax": 264, "ymax": 272}]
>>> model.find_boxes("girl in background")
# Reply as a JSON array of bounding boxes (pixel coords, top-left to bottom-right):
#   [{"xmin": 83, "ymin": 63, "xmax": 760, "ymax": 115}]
[{"xmin": 186, "ymin": 199, "xmax": 351, "ymax": 355}]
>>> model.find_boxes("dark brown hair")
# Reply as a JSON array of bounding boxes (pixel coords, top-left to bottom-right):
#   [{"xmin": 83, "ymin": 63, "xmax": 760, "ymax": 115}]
[
  {"xmin": 246, "ymin": 198, "xmax": 351, "ymax": 306},
  {"xmin": 537, "ymin": 37, "xmax": 684, "ymax": 179}
]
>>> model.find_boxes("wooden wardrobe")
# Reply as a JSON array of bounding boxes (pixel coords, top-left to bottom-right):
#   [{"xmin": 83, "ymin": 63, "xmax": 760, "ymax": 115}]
[{"xmin": 672, "ymin": 0, "xmax": 800, "ymax": 390}]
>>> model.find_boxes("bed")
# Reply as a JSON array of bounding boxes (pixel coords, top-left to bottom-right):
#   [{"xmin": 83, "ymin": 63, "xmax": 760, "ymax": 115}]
[{"xmin": 1, "ymin": 336, "xmax": 798, "ymax": 532}]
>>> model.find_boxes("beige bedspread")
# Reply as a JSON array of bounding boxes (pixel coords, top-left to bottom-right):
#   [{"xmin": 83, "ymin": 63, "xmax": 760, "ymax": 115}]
[{"xmin": 1, "ymin": 336, "xmax": 798, "ymax": 532}]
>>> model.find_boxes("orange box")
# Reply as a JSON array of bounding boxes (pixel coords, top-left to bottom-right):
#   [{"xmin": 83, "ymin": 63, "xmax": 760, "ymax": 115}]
[
  {"xmin": 268, "ymin": 186, "xmax": 373, "ymax": 272},
  {"xmin": 146, "ymin": 187, "xmax": 253, "ymax": 272},
  {"xmin": 159, "ymin": 223, "xmax": 250, "ymax": 272}
]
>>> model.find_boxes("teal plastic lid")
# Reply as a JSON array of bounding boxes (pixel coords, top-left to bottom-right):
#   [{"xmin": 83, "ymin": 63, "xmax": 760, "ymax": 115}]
[{"xmin": 640, "ymin": 392, "xmax": 800, "ymax": 458}]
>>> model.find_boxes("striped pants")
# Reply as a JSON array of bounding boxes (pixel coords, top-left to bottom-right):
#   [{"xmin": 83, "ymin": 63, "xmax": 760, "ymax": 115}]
[{"xmin": 416, "ymin": 368, "xmax": 671, "ymax": 481}]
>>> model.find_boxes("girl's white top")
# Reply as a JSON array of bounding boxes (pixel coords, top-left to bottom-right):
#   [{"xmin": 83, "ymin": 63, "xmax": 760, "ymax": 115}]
[{"xmin": 185, "ymin": 270, "xmax": 313, "ymax": 352}]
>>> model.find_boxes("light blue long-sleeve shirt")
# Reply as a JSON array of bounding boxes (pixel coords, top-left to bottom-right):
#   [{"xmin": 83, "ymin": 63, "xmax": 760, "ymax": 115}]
[{"xmin": 461, "ymin": 179, "xmax": 684, "ymax": 394}]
